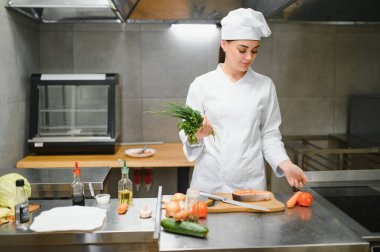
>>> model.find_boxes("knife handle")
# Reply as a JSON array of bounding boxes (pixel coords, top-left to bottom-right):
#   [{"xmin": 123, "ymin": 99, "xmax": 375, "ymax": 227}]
[
  {"xmin": 292, "ymin": 186, "xmax": 300, "ymax": 192},
  {"xmin": 200, "ymin": 191, "xmax": 225, "ymax": 201}
]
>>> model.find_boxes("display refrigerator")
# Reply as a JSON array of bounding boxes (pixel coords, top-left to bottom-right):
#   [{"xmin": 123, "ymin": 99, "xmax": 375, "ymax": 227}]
[{"xmin": 28, "ymin": 73, "xmax": 119, "ymax": 154}]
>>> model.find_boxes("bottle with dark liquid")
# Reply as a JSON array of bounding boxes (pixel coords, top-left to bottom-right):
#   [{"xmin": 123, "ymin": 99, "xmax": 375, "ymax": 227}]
[
  {"xmin": 15, "ymin": 179, "xmax": 30, "ymax": 230},
  {"xmin": 72, "ymin": 161, "xmax": 85, "ymax": 206}
]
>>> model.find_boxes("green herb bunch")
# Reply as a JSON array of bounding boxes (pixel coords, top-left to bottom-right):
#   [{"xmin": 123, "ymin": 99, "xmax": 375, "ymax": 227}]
[{"xmin": 148, "ymin": 102, "xmax": 215, "ymax": 144}]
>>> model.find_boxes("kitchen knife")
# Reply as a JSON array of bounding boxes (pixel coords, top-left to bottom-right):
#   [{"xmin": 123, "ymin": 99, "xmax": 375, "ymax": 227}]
[{"xmin": 200, "ymin": 191, "xmax": 270, "ymax": 212}]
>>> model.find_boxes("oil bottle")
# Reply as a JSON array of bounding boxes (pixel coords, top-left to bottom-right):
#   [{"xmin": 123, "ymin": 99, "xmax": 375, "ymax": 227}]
[
  {"xmin": 72, "ymin": 161, "xmax": 85, "ymax": 206},
  {"xmin": 118, "ymin": 160, "xmax": 133, "ymax": 206}
]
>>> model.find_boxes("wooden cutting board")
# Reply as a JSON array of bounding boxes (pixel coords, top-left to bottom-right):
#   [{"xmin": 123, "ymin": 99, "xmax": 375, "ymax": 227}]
[
  {"xmin": 29, "ymin": 204, "xmax": 41, "ymax": 213},
  {"xmin": 206, "ymin": 192, "xmax": 285, "ymax": 213}
]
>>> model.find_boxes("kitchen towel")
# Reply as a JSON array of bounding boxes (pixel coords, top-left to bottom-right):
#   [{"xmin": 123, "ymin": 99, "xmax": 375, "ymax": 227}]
[{"xmin": 29, "ymin": 206, "xmax": 106, "ymax": 232}]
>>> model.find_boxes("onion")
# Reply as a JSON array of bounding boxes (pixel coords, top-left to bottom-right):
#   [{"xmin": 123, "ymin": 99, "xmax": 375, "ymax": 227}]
[
  {"xmin": 171, "ymin": 193, "xmax": 186, "ymax": 202},
  {"xmin": 165, "ymin": 201, "xmax": 180, "ymax": 217},
  {"xmin": 173, "ymin": 210, "xmax": 189, "ymax": 221}
]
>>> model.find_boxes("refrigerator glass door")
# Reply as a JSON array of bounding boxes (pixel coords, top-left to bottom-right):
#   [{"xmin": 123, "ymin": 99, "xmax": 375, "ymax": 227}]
[{"xmin": 37, "ymin": 85, "xmax": 109, "ymax": 137}]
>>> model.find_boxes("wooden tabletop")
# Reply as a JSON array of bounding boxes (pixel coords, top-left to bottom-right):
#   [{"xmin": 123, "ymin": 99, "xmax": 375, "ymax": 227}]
[{"xmin": 16, "ymin": 143, "xmax": 194, "ymax": 169}]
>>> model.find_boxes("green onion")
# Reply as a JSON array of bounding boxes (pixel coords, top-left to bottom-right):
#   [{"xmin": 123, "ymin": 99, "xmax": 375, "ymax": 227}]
[{"xmin": 146, "ymin": 102, "xmax": 215, "ymax": 144}]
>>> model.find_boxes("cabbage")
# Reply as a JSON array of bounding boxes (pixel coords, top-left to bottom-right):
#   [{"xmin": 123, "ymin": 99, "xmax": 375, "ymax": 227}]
[
  {"xmin": 0, "ymin": 207, "xmax": 12, "ymax": 219},
  {"xmin": 0, "ymin": 173, "xmax": 31, "ymax": 212}
]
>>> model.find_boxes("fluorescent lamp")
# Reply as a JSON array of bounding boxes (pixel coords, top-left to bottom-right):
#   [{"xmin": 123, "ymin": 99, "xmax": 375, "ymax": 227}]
[
  {"xmin": 170, "ymin": 24, "xmax": 217, "ymax": 30},
  {"xmin": 170, "ymin": 24, "xmax": 218, "ymax": 40}
]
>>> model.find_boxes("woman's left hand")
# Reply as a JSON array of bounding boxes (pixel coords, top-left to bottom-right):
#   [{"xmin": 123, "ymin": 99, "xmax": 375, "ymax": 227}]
[{"xmin": 278, "ymin": 160, "xmax": 308, "ymax": 189}]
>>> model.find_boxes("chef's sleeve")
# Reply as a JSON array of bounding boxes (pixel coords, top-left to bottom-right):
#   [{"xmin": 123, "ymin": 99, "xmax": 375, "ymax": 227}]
[
  {"xmin": 179, "ymin": 80, "xmax": 205, "ymax": 161},
  {"xmin": 260, "ymin": 80, "xmax": 290, "ymax": 177}
]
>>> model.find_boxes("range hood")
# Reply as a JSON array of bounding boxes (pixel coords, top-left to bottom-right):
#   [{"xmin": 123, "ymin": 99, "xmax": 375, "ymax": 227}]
[
  {"xmin": 6, "ymin": 0, "xmax": 139, "ymax": 23},
  {"xmin": 128, "ymin": 0, "xmax": 380, "ymax": 23},
  {"xmin": 128, "ymin": 0, "xmax": 295, "ymax": 23},
  {"xmin": 6, "ymin": 0, "xmax": 295, "ymax": 24},
  {"xmin": 6, "ymin": 0, "xmax": 380, "ymax": 24},
  {"xmin": 269, "ymin": 0, "xmax": 380, "ymax": 23}
]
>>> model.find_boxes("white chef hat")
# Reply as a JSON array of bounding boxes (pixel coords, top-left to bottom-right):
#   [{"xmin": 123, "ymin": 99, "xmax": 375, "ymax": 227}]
[{"xmin": 221, "ymin": 8, "xmax": 271, "ymax": 40}]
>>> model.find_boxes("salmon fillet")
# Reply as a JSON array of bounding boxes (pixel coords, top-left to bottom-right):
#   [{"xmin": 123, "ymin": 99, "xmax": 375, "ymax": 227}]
[{"xmin": 232, "ymin": 190, "xmax": 272, "ymax": 202}]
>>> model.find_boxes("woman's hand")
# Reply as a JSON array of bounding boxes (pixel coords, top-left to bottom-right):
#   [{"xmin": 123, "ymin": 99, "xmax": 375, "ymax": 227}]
[
  {"xmin": 279, "ymin": 160, "xmax": 308, "ymax": 189},
  {"xmin": 192, "ymin": 116, "xmax": 213, "ymax": 143}
]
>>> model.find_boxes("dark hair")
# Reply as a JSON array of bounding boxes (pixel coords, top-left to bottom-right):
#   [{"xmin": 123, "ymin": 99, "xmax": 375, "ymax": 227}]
[
  {"xmin": 218, "ymin": 45, "xmax": 225, "ymax": 63},
  {"xmin": 218, "ymin": 40, "xmax": 232, "ymax": 63}
]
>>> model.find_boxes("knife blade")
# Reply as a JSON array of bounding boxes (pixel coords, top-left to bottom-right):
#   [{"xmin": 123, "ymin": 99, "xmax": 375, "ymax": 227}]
[{"xmin": 200, "ymin": 191, "xmax": 270, "ymax": 212}]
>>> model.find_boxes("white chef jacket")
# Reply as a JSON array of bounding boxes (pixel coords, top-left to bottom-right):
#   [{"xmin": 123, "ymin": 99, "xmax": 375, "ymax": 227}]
[{"xmin": 179, "ymin": 64, "xmax": 289, "ymax": 193}]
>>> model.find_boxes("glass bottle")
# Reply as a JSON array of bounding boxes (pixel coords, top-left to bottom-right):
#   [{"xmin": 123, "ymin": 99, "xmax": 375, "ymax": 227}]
[
  {"xmin": 118, "ymin": 160, "xmax": 133, "ymax": 206},
  {"xmin": 187, "ymin": 187, "xmax": 200, "ymax": 223},
  {"xmin": 15, "ymin": 179, "xmax": 30, "ymax": 230},
  {"xmin": 72, "ymin": 161, "xmax": 85, "ymax": 206}
]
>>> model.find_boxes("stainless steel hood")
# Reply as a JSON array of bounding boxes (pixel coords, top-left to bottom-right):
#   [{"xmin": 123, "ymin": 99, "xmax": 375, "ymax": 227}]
[
  {"xmin": 6, "ymin": 0, "xmax": 380, "ymax": 24},
  {"xmin": 269, "ymin": 0, "xmax": 380, "ymax": 23},
  {"xmin": 6, "ymin": 0, "xmax": 139, "ymax": 23}
]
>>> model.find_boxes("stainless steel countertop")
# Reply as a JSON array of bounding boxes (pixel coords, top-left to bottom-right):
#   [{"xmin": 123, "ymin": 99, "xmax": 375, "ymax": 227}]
[
  {"xmin": 309, "ymin": 181, "xmax": 380, "ymax": 242},
  {"xmin": 0, "ymin": 192, "xmax": 371, "ymax": 252},
  {"xmin": 0, "ymin": 198, "xmax": 158, "ymax": 246},
  {"xmin": 159, "ymin": 193, "xmax": 369, "ymax": 252},
  {"xmin": 0, "ymin": 167, "xmax": 111, "ymax": 197}
]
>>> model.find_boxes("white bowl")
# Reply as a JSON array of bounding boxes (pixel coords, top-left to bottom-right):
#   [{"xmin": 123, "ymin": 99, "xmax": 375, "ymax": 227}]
[{"xmin": 95, "ymin": 194, "xmax": 110, "ymax": 205}]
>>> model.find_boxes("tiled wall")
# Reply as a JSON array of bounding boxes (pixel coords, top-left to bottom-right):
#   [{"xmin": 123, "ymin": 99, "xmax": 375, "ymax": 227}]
[
  {"xmin": 39, "ymin": 22, "xmax": 380, "ymax": 144},
  {"xmin": 0, "ymin": 2, "xmax": 39, "ymax": 168}
]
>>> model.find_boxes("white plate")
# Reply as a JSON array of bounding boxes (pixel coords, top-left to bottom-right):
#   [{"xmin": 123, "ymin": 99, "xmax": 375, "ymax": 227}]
[{"xmin": 125, "ymin": 148, "xmax": 156, "ymax": 158}]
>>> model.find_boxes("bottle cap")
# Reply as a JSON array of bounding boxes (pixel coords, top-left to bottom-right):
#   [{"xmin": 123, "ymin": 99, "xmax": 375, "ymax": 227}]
[
  {"xmin": 74, "ymin": 161, "xmax": 80, "ymax": 175},
  {"xmin": 122, "ymin": 160, "xmax": 128, "ymax": 173},
  {"xmin": 16, "ymin": 179, "xmax": 24, "ymax": 187},
  {"xmin": 186, "ymin": 187, "xmax": 200, "ymax": 198}
]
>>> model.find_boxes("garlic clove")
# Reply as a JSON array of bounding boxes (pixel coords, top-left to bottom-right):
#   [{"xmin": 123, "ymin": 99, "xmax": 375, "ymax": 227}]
[
  {"xmin": 139, "ymin": 205, "xmax": 152, "ymax": 219},
  {"xmin": 161, "ymin": 198, "xmax": 170, "ymax": 209}
]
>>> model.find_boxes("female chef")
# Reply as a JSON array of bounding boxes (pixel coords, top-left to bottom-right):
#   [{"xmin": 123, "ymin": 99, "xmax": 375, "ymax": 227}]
[{"xmin": 179, "ymin": 8, "xmax": 308, "ymax": 193}]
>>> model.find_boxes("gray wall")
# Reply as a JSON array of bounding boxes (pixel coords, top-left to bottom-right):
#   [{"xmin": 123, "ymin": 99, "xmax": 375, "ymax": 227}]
[
  {"xmin": 39, "ymin": 22, "xmax": 380, "ymax": 144},
  {"xmin": 0, "ymin": 2, "xmax": 39, "ymax": 168}
]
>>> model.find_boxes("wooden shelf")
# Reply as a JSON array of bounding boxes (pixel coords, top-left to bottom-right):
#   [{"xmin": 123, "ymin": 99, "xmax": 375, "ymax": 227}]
[{"xmin": 17, "ymin": 143, "xmax": 194, "ymax": 169}]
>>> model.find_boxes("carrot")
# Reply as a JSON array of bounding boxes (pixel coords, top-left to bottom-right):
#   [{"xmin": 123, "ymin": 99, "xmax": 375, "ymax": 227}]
[
  {"xmin": 287, "ymin": 191, "xmax": 302, "ymax": 208},
  {"xmin": 118, "ymin": 203, "xmax": 128, "ymax": 215}
]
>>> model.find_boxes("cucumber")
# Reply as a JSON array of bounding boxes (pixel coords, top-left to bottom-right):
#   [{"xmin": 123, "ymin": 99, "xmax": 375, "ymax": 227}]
[{"xmin": 161, "ymin": 218, "xmax": 209, "ymax": 238}]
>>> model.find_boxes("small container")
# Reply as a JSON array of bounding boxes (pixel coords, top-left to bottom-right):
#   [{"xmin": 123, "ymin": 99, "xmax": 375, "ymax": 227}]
[
  {"xmin": 95, "ymin": 194, "xmax": 111, "ymax": 205},
  {"xmin": 187, "ymin": 188, "xmax": 200, "ymax": 223}
]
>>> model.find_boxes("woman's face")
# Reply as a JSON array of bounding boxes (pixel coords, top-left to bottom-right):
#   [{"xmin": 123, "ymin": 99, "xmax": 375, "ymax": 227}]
[{"xmin": 221, "ymin": 40, "xmax": 260, "ymax": 72}]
